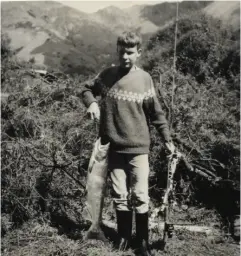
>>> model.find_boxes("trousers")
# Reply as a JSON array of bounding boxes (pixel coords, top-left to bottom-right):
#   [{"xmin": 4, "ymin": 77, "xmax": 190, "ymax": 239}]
[{"xmin": 109, "ymin": 152, "xmax": 150, "ymax": 213}]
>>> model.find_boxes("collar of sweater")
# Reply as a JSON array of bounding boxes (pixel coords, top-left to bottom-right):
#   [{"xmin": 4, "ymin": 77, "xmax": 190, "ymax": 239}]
[{"xmin": 117, "ymin": 65, "xmax": 140, "ymax": 79}]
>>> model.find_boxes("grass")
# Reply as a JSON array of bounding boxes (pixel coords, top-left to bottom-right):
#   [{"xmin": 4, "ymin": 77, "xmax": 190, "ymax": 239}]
[
  {"xmin": 2, "ymin": 215, "xmax": 239, "ymax": 256},
  {"xmin": 2, "ymin": 200, "xmax": 240, "ymax": 256}
]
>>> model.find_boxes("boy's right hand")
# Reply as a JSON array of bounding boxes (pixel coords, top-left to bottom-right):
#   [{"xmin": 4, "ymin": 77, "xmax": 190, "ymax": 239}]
[{"xmin": 87, "ymin": 102, "xmax": 100, "ymax": 120}]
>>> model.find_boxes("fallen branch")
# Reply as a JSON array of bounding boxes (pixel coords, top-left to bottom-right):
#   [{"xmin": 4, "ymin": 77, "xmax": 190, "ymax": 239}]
[
  {"xmin": 192, "ymin": 163, "xmax": 217, "ymax": 178},
  {"xmin": 101, "ymin": 219, "xmax": 218, "ymax": 236},
  {"xmin": 181, "ymin": 156, "xmax": 221, "ymax": 183},
  {"xmin": 25, "ymin": 70, "xmax": 52, "ymax": 85},
  {"xmin": 172, "ymin": 133, "xmax": 204, "ymax": 156},
  {"xmin": 23, "ymin": 143, "xmax": 86, "ymax": 189},
  {"xmin": 57, "ymin": 166, "xmax": 86, "ymax": 189},
  {"xmin": 150, "ymin": 221, "xmax": 218, "ymax": 235}
]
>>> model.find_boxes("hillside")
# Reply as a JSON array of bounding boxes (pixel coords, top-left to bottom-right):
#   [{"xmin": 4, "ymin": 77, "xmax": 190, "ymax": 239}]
[
  {"xmin": 138, "ymin": 1, "xmax": 211, "ymax": 26},
  {"xmin": 89, "ymin": 1, "xmax": 213, "ymax": 35},
  {"xmin": 1, "ymin": 1, "xmax": 215, "ymax": 75},
  {"xmin": 204, "ymin": 1, "xmax": 240, "ymax": 28},
  {"xmin": 91, "ymin": 5, "xmax": 160, "ymax": 35},
  {"xmin": 1, "ymin": 1, "xmax": 117, "ymax": 75},
  {"xmin": 90, "ymin": 5, "xmax": 137, "ymax": 34},
  {"xmin": 1, "ymin": 1, "xmax": 240, "ymax": 75}
]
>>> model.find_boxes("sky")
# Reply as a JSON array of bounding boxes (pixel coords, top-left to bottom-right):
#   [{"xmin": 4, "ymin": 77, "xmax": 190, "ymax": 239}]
[
  {"xmin": 59, "ymin": 1, "xmax": 168, "ymax": 13},
  {"xmin": 0, "ymin": 0, "xmax": 182, "ymax": 13}
]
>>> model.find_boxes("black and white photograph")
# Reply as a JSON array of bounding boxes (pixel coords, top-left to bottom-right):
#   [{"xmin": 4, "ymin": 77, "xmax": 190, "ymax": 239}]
[{"xmin": 1, "ymin": 0, "xmax": 240, "ymax": 255}]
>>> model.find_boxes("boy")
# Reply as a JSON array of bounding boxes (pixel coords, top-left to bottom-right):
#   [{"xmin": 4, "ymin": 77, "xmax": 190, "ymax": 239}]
[{"xmin": 82, "ymin": 31, "xmax": 175, "ymax": 256}]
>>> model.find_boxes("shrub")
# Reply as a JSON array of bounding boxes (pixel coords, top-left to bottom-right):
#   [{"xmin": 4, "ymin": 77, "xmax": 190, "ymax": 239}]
[
  {"xmin": 1, "ymin": 62, "xmax": 97, "ymax": 233},
  {"xmin": 141, "ymin": 13, "xmax": 240, "ymax": 218}
]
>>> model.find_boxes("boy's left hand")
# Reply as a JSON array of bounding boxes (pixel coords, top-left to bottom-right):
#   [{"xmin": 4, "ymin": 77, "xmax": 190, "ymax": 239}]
[{"xmin": 165, "ymin": 141, "xmax": 175, "ymax": 154}]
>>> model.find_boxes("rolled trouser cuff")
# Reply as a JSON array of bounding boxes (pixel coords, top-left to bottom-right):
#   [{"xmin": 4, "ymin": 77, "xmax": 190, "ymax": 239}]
[
  {"xmin": 132, "ymin": 192, "xmax": 150, "ymax": 213},
  {"xmin": 113, "ymin": 193, "xmax": 132, "ymax": 211}
]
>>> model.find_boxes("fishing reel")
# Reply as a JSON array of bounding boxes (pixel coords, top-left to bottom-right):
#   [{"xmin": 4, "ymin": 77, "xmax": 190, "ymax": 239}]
[{"xmin": 164, "ymin": 223, "xmax": 175, "ymax": 238}]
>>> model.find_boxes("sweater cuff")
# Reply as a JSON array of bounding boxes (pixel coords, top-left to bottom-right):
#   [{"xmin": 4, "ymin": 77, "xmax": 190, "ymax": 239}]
[
  {"xmin": 82, "ymin": 91, "xmax": 97, "ymax": 108},
  {"xmin": 160, "ymin": 128, "xmax": 172, "ymax": 143}
]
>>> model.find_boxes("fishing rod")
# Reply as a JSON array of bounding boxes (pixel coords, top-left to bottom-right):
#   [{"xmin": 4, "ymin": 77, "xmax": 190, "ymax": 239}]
[
  {"xmin": 161, "ymin": 151, "xmax": 181, "ymax": 246},
  {"xmin": 150, "ymin": 148, "xmax": 222, "ymax": 250}
]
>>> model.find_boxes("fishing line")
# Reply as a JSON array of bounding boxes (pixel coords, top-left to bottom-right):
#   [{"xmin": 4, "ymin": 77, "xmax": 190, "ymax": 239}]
[{"xmin": 170, "ymin": 1, "xmax": 179, "ymax": 130}]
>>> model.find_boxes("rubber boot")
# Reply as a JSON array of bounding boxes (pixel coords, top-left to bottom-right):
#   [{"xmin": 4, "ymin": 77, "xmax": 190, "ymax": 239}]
[
  {"xmin": 116, "ymin": 210, "xmax": 133, "ymax": 251},
  {"xmin": 135, "ymin": 212, "xmax": 154, "ymax": 256}
]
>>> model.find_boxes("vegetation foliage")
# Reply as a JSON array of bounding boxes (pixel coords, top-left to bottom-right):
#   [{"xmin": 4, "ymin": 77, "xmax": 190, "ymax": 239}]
[
  {"xmin": 1, "ymin": 12, "xmax": 240, "ymax": 255},
  {"xmin": 141, "ymin": 15, "xmax": 240, "ymax": 216}
]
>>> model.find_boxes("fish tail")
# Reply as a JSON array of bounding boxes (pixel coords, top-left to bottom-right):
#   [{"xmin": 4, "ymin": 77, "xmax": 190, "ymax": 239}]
[{"xmin": 84, "ymin": 225, "xmax": 108, "ymax": 242}]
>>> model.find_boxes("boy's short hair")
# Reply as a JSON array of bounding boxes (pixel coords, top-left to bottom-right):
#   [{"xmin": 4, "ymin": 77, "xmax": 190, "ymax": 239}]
[{"xmin": 117, "ymin": 31, "xmax": 142, "ymax": 49}]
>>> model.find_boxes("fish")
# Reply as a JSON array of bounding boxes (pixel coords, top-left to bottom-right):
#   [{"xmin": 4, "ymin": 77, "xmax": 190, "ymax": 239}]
[{"xmin": 84, "ymin": 137, "xmax": 110, "ymax": 242}]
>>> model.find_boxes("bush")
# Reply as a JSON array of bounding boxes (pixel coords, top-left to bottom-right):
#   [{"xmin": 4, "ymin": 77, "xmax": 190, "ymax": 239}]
[
  {"xmin": 1, "ymin": 62, "xmax": 97, "ymax": 234},
  {"xmin": 141, "ymin": 13, "xmax": 240, "ymax": 218}
]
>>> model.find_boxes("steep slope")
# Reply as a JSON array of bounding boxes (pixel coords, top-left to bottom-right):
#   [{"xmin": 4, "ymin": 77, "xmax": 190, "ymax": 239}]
[
  {"xmin": 124, "ymin": 1, "xmax": 212, "ymax": 28},
  {"xmin": 203, "ymin": 1, "xmax": 240, "ymax": 28},
  {"xmin": 2, "ymin": 1, "xmax": 239, "ymax": 75},
  {"xmin": 1, "ymin": 1, "xmax": 117, "ymax": 75},
  {"xmin": 90, "ymin": 6, "xmax": 136, "ymax": 34},
  {"xmin": 125, "ymin": 5, "xmax": 160, "ymax": 34},
  {"xmin": 1, "ymin": 1, "xmax": 88, "ymax": 39},
  {"xmin": 90, "ymin": 4, "xmax": 160, "ymax": 35}
]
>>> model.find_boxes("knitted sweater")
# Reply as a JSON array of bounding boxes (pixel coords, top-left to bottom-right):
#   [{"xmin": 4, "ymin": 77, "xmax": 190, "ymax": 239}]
[{"xmin": 82, "ymin": 66, "xmax": 171, "ymax": 154}]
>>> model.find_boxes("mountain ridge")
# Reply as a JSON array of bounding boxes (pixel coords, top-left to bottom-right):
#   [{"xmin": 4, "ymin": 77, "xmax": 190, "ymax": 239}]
[
  {"xmin": 1, "ymin": 1, "xmax": 117, "ymax": 74},
  {"xmin": 1, "ymin": 1, "xmax": 239, "ymax": 75}
]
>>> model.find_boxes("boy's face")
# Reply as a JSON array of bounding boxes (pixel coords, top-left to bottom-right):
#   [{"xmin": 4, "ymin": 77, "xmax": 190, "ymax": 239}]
[{"xmin": 117, "ymin": 45, "xmax": 141, "ymax": 69}]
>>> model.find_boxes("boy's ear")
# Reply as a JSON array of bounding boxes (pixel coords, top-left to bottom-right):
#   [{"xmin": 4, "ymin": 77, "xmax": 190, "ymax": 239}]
[{"xmin": 137, "ymin": 48, "xmax": 142, "ymax": 56}]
